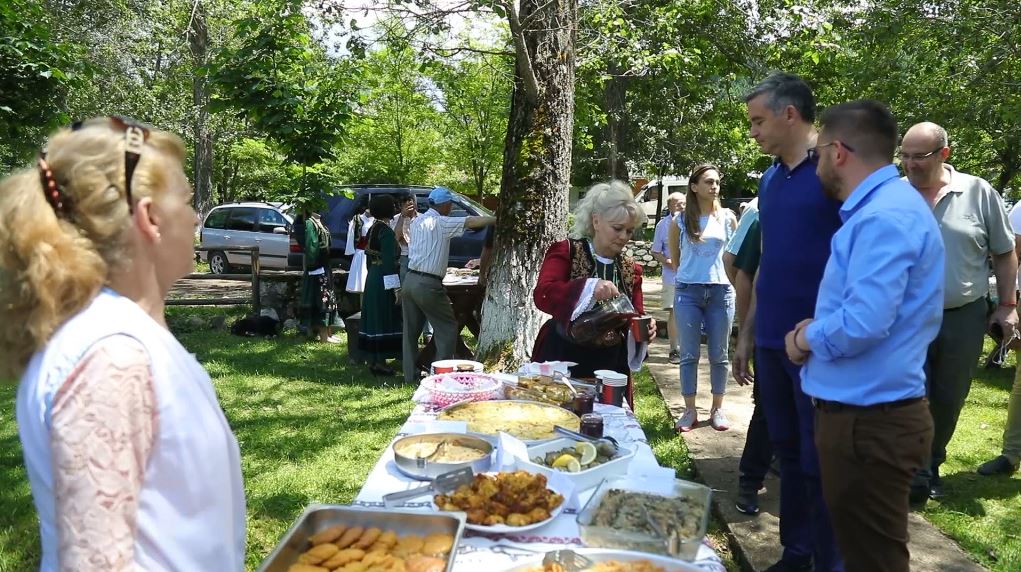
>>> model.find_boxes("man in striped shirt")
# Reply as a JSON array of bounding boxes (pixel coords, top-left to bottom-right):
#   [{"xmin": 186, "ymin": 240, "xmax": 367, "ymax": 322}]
[{"xmin": 402, "ymin": 187, "xmax": 496, "ymax": 382}]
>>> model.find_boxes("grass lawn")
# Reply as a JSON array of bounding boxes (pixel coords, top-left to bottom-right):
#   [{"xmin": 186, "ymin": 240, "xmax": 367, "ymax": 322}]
[
  {"xmin": 916, "ymin": 339, "xmax": 1021, "ymax": 571},
  {"xmin": 2, "ymin": 306, "xmax": 1016, "ymax": 571},
  {"xmin": 0, "ymin": 306, "xmax": 736, "ymax": 571}
]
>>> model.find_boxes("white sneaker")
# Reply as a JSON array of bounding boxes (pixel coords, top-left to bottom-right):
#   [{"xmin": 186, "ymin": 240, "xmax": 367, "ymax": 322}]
[
  {"xmin": 710, "ymin": 408, "xmax": 730, "ymax": 431},
  {"xmin": 676, "ymin": 409, "xmax": 698, "ymax": 432}
]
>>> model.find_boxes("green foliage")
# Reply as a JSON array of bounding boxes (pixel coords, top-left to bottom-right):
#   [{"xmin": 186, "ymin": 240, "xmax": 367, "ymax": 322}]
[
  {"xmin": 0, "ymin": 0, "xmax": 87, "ymax": 170},
  {"xmin": 755, "ymin": 0, "xmax": 1021, "ymax": 193},
  {"xmin": 211, "ymin": 0, "xmax": 355, "ymax": 198},
  {"xmin": 430, "ymin": 41, "xmax": 513, "ymax": 199},
  {"xmin": 332, "ymin": 21, "xmax": 441, "ymax": 186}
]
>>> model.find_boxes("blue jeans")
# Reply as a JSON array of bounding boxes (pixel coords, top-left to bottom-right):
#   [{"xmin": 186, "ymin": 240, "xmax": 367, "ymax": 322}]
[
  {"xmin": 674, "ymin": 283, "xmax": 735, "ymax": 397},
  {"xmin": 757, "ymin": 347, "xmax": 844, "ymax": 571}
]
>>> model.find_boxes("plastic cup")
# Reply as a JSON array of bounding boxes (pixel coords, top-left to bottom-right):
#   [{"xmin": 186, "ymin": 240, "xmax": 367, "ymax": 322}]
[
  {"xmin": 598, "ymin": 371, "xmax": 628, "ymax": 407},
  {"xmin": 630, "ymin": 315, "xmax": 652, "ymax": 342}
]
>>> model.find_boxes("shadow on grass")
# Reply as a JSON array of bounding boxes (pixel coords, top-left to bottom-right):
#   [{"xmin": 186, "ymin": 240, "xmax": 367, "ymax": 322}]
[{"xmin": 927, "ymin": 471, "xmax": 1021, "ymax": 516}]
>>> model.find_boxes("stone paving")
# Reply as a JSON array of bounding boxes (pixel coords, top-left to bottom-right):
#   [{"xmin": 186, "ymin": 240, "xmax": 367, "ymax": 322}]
[{"xmin": 640, "ymin": 275, "xmax": 986, "ymax": 572}]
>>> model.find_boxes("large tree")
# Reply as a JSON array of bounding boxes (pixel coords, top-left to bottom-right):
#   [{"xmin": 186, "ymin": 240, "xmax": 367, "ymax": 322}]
[{"xmin": 475, "ymin": 0, "xmax": 579, "ymax": 366}]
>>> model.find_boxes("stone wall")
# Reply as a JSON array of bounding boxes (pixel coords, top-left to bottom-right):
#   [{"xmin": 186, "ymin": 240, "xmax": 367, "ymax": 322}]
[
  {"xmin": 258, "ymin": 270, "xmax": 359, "ymax": 322},
  {"xmin": 624, "ymin": 240, "xmax": 660, "ymax": 274}
]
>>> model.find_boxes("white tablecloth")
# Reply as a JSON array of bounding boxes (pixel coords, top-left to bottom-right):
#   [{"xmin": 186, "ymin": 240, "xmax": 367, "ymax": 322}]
[{"xmin": 353, "ymin": 403, "xmax": 726, "ymax": 571}]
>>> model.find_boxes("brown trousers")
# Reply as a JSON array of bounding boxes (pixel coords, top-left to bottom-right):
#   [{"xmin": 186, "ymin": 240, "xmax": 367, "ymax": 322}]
[{"xmin": 815, "ymin": 399, "xmax": 933, "ymax": 572}]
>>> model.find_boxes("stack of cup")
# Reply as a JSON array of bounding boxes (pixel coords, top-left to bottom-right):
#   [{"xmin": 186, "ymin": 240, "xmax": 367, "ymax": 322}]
[{"xmin": 597, "ymin": 371, "xmax": 628, "ymax": 407}]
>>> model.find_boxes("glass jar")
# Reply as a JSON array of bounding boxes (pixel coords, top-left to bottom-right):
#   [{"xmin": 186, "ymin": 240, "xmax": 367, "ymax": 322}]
[
  {"xmin": 580, "ymin": 413, "xmax": 604, "ymax": 438},
  {"xmin": 573, "ymin": 391, "xmax": 595, "ymax": 415}
]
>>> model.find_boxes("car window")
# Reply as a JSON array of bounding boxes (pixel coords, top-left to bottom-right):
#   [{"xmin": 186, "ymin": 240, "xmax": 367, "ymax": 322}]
[
  {"xmin": 454, "ymin": 193, "xmax": 492, "ymax": 216},
  {"xmin": 226, "ymin": 207, "xmax": 257, "ymax": 231},
  {"xmin": 257, "ymin": 208, "xmax": 288, "ymax": 233},
  {"xmin": 204, "ymin": 208, "xmax": 230, "ymax": 229},
  {"xmin": 447, "ymin": 202, "xmax": 470, "ymax": 218}
]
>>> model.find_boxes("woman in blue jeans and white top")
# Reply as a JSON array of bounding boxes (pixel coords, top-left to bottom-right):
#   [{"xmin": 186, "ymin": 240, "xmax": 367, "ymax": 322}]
[{"xmin": 668, "ymin": 164, "xmax": 737, "ymax": 432}]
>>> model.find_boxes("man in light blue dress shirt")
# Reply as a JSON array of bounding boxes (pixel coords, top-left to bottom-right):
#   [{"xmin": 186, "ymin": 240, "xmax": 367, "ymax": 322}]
[{"xmin": 784, "ymin": 100, "xmax": 944, "ymax": 572}]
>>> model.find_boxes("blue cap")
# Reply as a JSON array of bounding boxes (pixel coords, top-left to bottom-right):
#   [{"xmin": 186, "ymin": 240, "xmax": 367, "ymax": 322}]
[{"xmin": 429, "ymin": 186, "xmax": 454, "ymax": 205}]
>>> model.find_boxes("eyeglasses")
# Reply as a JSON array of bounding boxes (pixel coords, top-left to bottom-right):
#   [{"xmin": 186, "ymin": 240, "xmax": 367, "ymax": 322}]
[
  {"xmin": 71, "ymin": 116, "xmax": 151, "ymax": 213},
  {"xmin": 807, "ymin": 140, "xmax": 855, "ymax": 163},
  {"xmin": 898, "ymin": 148, "xmax": 943, "ymax": 162}
]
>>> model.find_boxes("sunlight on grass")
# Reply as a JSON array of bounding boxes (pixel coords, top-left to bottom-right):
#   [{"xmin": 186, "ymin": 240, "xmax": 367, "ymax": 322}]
[
  {"xmin": 917, "ymin": 339, "xmax": 1021, "ymax": 572},
  {"xmin": 0, "ymin": 315, "xmax": 1015, "ymax": 571}
]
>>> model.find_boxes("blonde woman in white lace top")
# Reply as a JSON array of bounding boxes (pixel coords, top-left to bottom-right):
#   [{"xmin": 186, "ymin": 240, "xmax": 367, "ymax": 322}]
[{"xmin": 0, "ymin": 118, "xmax": 246, "ymax": 570}]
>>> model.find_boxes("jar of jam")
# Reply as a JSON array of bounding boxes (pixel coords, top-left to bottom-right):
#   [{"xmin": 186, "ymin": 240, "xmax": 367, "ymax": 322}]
[
  {"xmin": 572, "ymin": 391, "xmax": 595, "ymax": 415},
  {"xmin": 580, "ymin": 413, "xmax": 604, "ymax": 438}
]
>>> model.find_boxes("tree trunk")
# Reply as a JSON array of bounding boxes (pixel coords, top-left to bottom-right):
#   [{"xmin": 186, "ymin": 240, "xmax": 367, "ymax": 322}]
[
  {"xmin": 476, "ymin": 0, "xmax": 578, "ymax": 369},
  {"xmin": 189, "ymin": 1, "xmax": 213, "ymax": 215},
  {"xmin": 995, "ymin": 144, "xmax": 1019, "ymax": 195},
  {"xmin": 603, "ymin": 72, "xmax": 629, "ymax": 182}
]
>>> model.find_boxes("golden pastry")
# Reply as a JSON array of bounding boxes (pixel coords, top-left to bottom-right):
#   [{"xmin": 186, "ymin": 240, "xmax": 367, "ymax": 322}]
[
  {"xmin": 309, "ymin": 524, "xmax": 347, "ymax": 546},
  {"xmin": 287, "ymin": 565, "xmax": 329, "ymax": 572},
  {"xmin": 421, "ymin": 533, "xmax": 454, "ymax": 556},
  {"xmin": 335, "ymin": 526, "xmax": 365, "ymax": 549},
  {"xmin": 320, "ymin": 548, "xmax": 366, "ymax": 569},
  {"xmin": 406, "ymin": 554, "xmax": 446, "ymax": 572},
  {"xmin": 354, "ymin": 527, "xmax": 383, "ymax": 549}
]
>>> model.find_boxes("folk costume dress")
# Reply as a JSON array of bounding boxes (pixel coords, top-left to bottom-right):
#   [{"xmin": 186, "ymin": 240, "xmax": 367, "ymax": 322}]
[
  {"xmin": 358, "ymin": 221, "xmax": 403, "ymax": 361},
  {"xmin": 300, "ymin": 215, "xmax": 343, "ymax": 330},
  {"xmin": 345, "ymin": 212, "xmax": 375, "ymax": 293},
  {"xmin": 532, "ymin": 238, "xmax": 646, "ymax": 407}
]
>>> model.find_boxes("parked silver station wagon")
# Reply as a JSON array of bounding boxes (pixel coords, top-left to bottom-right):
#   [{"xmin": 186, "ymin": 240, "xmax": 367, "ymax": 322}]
[{"xmin": 198, "ymin": 201, "xmax": 294, "ymax": 274}]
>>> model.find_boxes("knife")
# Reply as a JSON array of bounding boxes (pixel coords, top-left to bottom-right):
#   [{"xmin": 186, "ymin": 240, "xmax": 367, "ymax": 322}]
[{"xmin": 382, "ymin": 466, "xmax": 475, "ymax": 508}]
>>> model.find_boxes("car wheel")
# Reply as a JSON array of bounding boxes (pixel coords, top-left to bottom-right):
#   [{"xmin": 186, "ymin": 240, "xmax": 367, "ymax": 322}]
[{"xmin": 208, "ymin": 251, "xmax": 230, "ymax": 275}]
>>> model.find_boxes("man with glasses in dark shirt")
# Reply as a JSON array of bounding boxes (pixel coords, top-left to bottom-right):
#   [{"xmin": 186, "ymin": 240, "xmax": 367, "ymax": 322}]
[{"xmin": 901, "ymin": 122, "xmax": 1018, "ymax": 501}]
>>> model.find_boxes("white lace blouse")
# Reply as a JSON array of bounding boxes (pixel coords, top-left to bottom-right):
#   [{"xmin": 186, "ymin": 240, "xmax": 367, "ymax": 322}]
[{"xmin": 16, "ymin": 289, "xmax": 246, "ymax": 571}]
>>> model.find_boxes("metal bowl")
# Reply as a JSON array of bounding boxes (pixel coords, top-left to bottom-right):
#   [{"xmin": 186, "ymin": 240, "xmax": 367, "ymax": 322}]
[{"xmin": 392, "ymin": 432, "xmax": 493, "ymax": 481}]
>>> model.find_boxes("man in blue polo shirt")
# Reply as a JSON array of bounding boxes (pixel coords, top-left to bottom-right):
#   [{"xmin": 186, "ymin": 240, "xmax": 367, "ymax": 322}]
[
  {"xmin": 786, "ymin": 100, "xmax": 942, "ymax": 572},
  {"xmin": 733, "ymin": 73, "xmax": 843, "ymax": 572}
]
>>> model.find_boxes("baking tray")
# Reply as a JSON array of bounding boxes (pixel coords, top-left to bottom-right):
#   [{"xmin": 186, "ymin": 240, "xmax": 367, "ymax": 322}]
[
  {"xmin": 255, "ymin": 504, "xmax": 467, "ymax": 572},
  {"xmin": 499, "ymin": 547, "xmax": 703, "ymax": 571},
  {"xmin": 576, "ymin": 477, "xmax": 712, "ymax": 561},
  {"xmin": 437, "ymin": 399, "xmax": 581, "ymax": 441}
]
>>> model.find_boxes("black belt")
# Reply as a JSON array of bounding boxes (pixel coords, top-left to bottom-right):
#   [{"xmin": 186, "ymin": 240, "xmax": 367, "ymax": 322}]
[
  {"xmin": 813, "ymin": 396, "xmax": 925, "ymax": 413},
  {"xmin": 408, "ymin": 269, "xmax": 443, "ymax": 281}
]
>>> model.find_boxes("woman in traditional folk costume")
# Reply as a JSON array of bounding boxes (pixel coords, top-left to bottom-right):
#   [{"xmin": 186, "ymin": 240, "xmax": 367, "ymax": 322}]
[
  {"xmin": 300, "ymin": 203, "xmax": 344, "ymax": 342},
  {"xmin": 532, "ymin": 181, "xmax": 656, "ymax": 408},
  {"xmin": 345, "ymin": 201, "xmax": 374, "ymax": 294},
  {"xmin": 358, "ymin": 195, "xmax": 404, "ymax": 376}
]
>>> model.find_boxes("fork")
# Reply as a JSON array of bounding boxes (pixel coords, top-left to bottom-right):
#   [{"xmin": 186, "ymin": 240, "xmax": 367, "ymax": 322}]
[
  {"xmin": 641, "ymin": 504, "xmax": 681, "ymax": 556},
  {"xmin": 542, "ymin": 549, "xmax": 594, "ymax": 571}
]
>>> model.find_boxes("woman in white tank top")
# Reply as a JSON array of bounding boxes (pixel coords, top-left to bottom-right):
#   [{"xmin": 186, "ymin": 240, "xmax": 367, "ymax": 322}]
[{"xmin": 0, "ymin": 118, "xmax": 246, "ymax": 571}]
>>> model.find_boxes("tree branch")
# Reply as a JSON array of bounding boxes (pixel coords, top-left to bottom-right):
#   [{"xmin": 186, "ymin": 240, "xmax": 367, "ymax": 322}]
[{"xmin": 502, "ymin": 0, "xmax": 541, "ymax": 105}]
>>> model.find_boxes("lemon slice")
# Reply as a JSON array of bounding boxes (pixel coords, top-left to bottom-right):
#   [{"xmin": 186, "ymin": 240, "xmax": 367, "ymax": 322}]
[
  {"xmin": 575, "ymin": 441, "xmax": 597, "ymax": 466},
  {"xmin": 552, "ymin": 454, "xmax": 582, "ymax": 472}
]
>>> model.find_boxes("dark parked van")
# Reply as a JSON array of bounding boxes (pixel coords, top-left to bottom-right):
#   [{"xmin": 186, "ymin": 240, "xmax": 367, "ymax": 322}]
[{"xmin": 287, "ymin": 185, "xmax": 492, "ymax": 270}]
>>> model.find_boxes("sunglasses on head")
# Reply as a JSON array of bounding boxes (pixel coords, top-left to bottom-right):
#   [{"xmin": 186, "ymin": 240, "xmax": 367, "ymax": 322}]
[{"xmin": 69, "ymin": 116, "xmax": 152, "ymax": 214}]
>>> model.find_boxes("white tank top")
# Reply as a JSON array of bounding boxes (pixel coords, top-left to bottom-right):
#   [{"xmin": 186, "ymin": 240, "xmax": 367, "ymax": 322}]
[{"xmin": 16, "ymin": 288, "xmax": 246, "ymax": 571}]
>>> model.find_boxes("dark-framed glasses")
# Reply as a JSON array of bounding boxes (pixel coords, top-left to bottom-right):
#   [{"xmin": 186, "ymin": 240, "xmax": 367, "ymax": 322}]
[
  {"xmin": 71, "ymin": 116, "xmax": 152, "ymax": 213},
  {"xmin": 807, "ymin": 140, "xmax": 855, "ymax": 163},
  {"xmin": 898, "ymin": 148, "xmax": 943, "ymax": 162}
]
